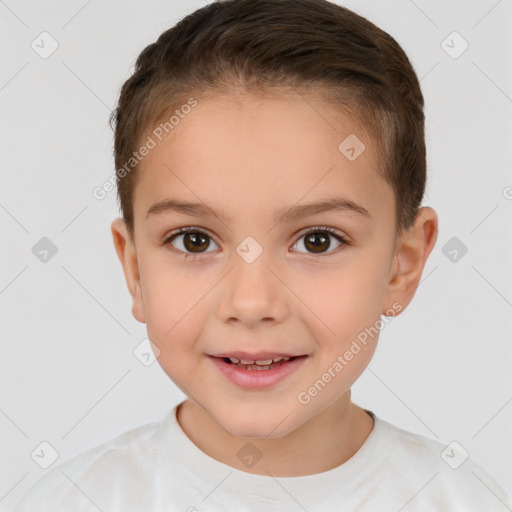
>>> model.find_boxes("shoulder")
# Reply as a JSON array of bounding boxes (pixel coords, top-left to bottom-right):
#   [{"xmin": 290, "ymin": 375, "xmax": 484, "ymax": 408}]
[
  {"xmin": 13, "ymin": 418, "xmax": 162, "ymax": 512},
  {"xmin": 373, "ymin": 415, "xmax": 512, "ymax": 509}
]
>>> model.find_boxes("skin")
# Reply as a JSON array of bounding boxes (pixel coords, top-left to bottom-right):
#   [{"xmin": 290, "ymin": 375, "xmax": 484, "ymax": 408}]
[{"xmin": 111, "ymin": 90, "xmax": 438, "ymax": 477}]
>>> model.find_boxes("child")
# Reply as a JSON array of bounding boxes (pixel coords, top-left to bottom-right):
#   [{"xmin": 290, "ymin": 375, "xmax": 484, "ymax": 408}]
[{"xmin": 14, "ymin": 0, "xmax": 511, "ymax": 510}]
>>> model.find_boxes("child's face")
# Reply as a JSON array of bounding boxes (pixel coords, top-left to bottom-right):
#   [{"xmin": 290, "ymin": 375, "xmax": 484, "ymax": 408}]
[{"xmin": 113, "ymin": 91, "xmax": 426, "ymax": 439}]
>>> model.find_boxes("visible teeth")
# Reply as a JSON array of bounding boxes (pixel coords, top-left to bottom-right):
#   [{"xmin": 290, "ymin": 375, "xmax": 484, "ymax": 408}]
[{"xmin": 230, "ymin": 356, "xmax": 294, "ymax": 366}]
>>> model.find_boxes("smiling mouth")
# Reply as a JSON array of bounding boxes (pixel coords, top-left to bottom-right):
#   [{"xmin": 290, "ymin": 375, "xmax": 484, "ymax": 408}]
[
  {"xmin": 220, "ymin": 355, "xmax": 303, "ymax": 370},
  {"xmin": 209, "ymin": 354, "xmax": 308, "ymax": 389}
]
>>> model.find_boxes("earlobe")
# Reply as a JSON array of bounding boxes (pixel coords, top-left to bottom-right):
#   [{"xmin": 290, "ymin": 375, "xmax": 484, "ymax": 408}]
[
  {"xmin": 382, "ymin": 207, "xmax": 438, "ymax": 315},
  {"xmin": 110, "ymin": 218, "xmax": 146, "ymax": 324}
]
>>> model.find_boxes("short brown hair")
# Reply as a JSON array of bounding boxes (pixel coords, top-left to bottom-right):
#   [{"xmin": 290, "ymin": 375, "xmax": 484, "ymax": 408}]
[{"xmin": 109, "ymin": 0, "xmax": 426, "ymax": 240}]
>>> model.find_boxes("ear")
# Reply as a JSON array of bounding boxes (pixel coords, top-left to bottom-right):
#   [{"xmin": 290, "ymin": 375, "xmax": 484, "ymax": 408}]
[
  {"xmin": 111, "ymin": 218, "xmax": 146, "ymax": 323},
  {"xmin": 382, "ymin": 207, "xmax": 438, "ymax": 315}
]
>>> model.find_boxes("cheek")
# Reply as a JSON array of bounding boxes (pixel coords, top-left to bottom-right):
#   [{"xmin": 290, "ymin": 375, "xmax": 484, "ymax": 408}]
[
  {"xmin": 293, "ymin": 251, "xmax": 392, "ymax": 381},
  {"xmin": 295, "ymin": 253, "xmax": 390, "ymax": 337},
  {"xmin": 138, "ymin": 257, "xmax": 208, "ymax": 357},
  {"xmin": 145, "ymin": 292, "xmax": 210, "ymax": 388}
]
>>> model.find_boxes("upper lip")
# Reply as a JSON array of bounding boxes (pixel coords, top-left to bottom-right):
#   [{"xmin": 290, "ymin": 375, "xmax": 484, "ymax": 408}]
[{"xmin": 210, "ymin": 351, "xmax": 304, "ymax": 360}]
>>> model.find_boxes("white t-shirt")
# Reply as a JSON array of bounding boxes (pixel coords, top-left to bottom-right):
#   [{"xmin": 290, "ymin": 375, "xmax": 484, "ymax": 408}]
[{"xmin": 13, "ymin": 402, "xmax": 512, "ymax": 511}]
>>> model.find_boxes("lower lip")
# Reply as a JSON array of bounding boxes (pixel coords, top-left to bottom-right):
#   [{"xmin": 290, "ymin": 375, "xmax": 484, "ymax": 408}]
[{"xmin": 209, "ymin": 356, "xmax": 307, "ymax": 389}]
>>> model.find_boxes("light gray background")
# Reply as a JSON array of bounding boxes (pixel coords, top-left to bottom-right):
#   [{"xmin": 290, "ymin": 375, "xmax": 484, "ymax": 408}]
[{"xmin": 1, "ymin": 0, "xmax": 511, "ymax": 508}]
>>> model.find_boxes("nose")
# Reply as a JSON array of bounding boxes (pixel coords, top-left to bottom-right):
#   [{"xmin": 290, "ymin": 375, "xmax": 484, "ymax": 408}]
[{"xmin": 216, "ymin": 250, "xmax": 290, "ymax": 329}]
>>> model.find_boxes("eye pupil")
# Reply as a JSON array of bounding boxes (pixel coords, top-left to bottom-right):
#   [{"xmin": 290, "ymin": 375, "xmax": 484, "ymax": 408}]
[
  {"xmin": 184, "ymin": 232, "xmax": 210, "ymax": 252},
  {"xmin": 305, "ymin": 232, "xmax": 330, "ymax": 253},
  {"xmin": 170, "ymin": 228, "xmax": 343, "ymax": 257}
]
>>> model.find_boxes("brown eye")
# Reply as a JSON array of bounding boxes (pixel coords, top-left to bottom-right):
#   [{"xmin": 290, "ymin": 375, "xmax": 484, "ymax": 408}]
[
  {"xmin": 182, "ymin": 232, "xmax": 210, "ymax": 252},
  {"xmin": 304, "ymin": 232, "xmax": 331, "ymax": 253},
  {"xmin": 165, "ymin": 229, "xmax": 219, "ymax": 255},
  {"xmin": 292, "ymin": 228, "xmax": 347, "ymax": 255}
]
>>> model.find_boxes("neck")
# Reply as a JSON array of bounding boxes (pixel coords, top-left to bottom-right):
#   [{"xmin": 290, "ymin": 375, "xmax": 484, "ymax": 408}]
[{"xmin": 176, "ymin": 393, "xmax": 374, "ymax": 477}]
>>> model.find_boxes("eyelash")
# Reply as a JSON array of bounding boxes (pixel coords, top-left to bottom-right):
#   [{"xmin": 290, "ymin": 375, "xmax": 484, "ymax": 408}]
[{"xmin": 162, "ymin": 226, "xmax": 350, "ymax": 260}]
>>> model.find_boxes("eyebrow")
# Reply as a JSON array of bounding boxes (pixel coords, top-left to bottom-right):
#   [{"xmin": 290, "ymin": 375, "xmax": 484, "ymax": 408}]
[{"xmin": 145, "ymin": 197, "xmax": 371, "ymax": 224}]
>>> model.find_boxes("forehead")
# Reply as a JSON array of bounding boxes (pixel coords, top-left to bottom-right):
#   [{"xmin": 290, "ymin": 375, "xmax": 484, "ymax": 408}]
[{"xmin": 134, "ymin": 91, "xmax": 393, "ymax": 226}]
